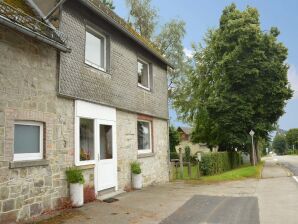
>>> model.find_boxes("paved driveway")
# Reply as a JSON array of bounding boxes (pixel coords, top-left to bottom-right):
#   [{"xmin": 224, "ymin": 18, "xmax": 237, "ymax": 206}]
[
  {"xmin": 160, "ymin": 195, "xmax": 259, "ymax": 224},
  {"xmin": 35, "ymin": 158, "xmax": 298, "ymax": 224}
]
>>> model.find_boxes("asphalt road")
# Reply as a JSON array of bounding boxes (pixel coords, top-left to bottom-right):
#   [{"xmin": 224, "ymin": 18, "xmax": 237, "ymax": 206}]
[
  {"xmin": 275, "ymin": 155, "xmax": 298, "ymax": 176},
  {"xmin": 160, "ymin": 195, "xmax": 259, "ymax": 224}
]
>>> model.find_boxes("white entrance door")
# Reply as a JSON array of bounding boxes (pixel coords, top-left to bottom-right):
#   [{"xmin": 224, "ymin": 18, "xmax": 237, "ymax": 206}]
[{"xmin": 97, "ymin": 120, "xmax": 117, "ymax": 191}]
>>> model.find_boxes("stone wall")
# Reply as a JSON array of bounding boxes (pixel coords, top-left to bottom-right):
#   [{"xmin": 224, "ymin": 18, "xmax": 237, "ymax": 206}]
[
  {"xmin": 116, "ymin": 110, "xmax": 169, "ymax": 190},
  {"xmin": 0, "ymin": 25, "xmax": 75, "ymax": 222}
]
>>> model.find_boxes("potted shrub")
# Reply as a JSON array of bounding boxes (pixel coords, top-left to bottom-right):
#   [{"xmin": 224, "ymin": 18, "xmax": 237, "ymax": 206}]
[
  {"xmin": 66, "ymin": 167, "xmax": 85, "ymax": 207},
  {"xmin": 131, "ymin": 161, "xmax": 142, "ymax": 189}
]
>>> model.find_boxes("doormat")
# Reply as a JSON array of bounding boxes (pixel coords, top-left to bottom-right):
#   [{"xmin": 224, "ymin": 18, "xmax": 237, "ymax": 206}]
[{"xmin": 103, "ymin": 198, "xmax": 119, "ymax": 203}]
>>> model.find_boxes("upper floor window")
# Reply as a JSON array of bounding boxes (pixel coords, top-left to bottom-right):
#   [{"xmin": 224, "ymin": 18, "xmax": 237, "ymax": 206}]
[
  {"xmin": 138, "ymin": 59, "xmax": 150, "ymax": 90},
  {"xmin": 85, "ymin": 28, "xmax": 106, "ymax": 71},
  {"xmin": 14, "ymin": 121, "xmax": 43, "ymax": 161}
]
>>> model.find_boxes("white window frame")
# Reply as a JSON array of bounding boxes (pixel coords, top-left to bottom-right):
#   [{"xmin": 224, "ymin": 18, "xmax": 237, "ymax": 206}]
[
  {"xmin": 137, "ymin": 59, "xmax": 150, "ymax": 91},
  {"xmin": 13, "ymin": 121, "xmax": 43, "ymax": 161},
  {"xmin": 75, "ymin": 116, "xmax": 96, "ymax": 166},
  {"xmin": 85, "ymin": 26, "xmax": 107, "ymax": 72},
  {"xmin": 137, "ymin": 120, "xmax": 152, "ymax": 154}
]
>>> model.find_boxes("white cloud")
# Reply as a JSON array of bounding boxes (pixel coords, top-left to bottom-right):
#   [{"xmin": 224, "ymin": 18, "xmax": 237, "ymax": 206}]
[
  {"xmin": 183, "ymin": 48, "xmax": 194, "ymax": 58},
  {"xmin": 288, "ymin": 65, "xmax": 298, "ymax": 99}
]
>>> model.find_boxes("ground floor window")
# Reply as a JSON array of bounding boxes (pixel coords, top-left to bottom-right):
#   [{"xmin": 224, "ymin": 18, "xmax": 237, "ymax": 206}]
[
  {"xmin": 80, "ymin": 118, "xmax": 95, "ymax": 161},
  {"xmin": 137, "ymin": 120, "xmax": 152, "ymax": 154},
  {"xmin": 14, "ymin": 121, "xmax": 43, "ymax": 161}
]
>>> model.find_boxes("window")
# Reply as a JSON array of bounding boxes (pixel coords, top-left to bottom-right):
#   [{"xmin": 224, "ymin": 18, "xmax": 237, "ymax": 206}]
[
  {"xmin": 14, "ymin": 121, "xmax": 43, "ymax": 161},
  {"xmin": 85, "ymin": 28, "xmax": 106, "ymax": 71},
  {"xmin": 137, "ymin": 120, "xmax": 152, "ymax": 154},
  {"xmin": 138, "ymin": 59, "xmax": 150, "ymax": 90},
  {"xmin": 80, "ymin": 118, "xmax": 94, "ymax": 161},
  {"xmin": 100, "ymin": 125, "xmax": 113, "ymax": 159}
]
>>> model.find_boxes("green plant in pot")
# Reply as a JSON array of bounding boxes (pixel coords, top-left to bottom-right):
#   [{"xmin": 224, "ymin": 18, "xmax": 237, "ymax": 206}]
[
  {"xmin": 66, "ymin": 167, "xmax": 85, "ymax": 207},
  {"xmin": 131, "ymin": 161, "xmax": 142, "ymax": 189}
]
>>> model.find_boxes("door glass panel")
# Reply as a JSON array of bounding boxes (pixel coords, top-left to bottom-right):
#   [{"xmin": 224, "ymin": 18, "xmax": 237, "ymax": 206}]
[
  {"xmin": 100, "ymin": 125, "xmax": 113, "ymax": 159},
  {"xmin": 80, "ymin": 118, "xmax": 94, "ymax": 161}
]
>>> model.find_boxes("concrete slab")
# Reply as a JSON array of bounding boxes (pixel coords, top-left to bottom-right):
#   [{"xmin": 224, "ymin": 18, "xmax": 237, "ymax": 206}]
[{"xmin": 160, "ymin": 195, "xmax": 259, "ymax": 224}]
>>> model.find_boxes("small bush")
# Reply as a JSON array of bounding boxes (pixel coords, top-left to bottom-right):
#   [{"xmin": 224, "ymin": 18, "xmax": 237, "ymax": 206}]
[
  {"xmin": 170, "ymin": 151, "xmax": 179, "ymax": 160},
  {"xmin": 184, "ymin": 146, "xmax": 191, "ymax": 162},
  {"xmin": 199, "ymin": 152, "xmax": 242, "ymax": 176},
  {"xmin": 84, "ymin": 185, "xmax": 96, "ymax": 203},
  {"xmin": 65, "ymin": 167, "xmax": 85, "ymax": 184},
  {"xmin": 131, "ymin": 161, "xmax": 141, "ymax": 174}
]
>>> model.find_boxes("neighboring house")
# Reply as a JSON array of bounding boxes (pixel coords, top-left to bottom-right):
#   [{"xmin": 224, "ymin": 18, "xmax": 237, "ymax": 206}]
[
  {"xmin": 0, "ymin": 0, "xmax": 170, "ymax": 222},
  {"xmin": 176, "ymin": 127, "xmax": 212, "ymax": 155}
]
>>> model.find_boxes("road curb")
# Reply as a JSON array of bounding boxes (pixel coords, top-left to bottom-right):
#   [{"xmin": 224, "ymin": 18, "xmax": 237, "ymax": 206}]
[{"xmin": 276, "ymin": 162, "xmax": 293, "ymax": 177}]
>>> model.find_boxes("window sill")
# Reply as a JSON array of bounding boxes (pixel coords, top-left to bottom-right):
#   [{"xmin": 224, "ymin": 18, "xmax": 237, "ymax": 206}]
[
  {"xmin": 84, "ymin": 62, "xmax": 108, "ymax": 73},
  {"xmin": 76, "ymin": 164, "xmax": 95, "ymax": 170},
  {"xmin": 138, "ymin": 83, "xmax": 151, "ymax": 92},
  {"xmin": 9, "ymin": 159, "xmax": 49, "ymax": 169},
  {"xmin": 137, "ymin": 153, "xmax": 155, "ymax": 158}
]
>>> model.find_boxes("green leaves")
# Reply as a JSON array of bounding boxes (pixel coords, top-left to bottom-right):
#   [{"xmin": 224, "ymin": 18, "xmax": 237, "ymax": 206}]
[
  {"xmin": 101, "ymin": 0, "xmax": 115, "ymax": 10},
  {"xmin": 131, "ymin": 161, "xmax": 142, "ymax": 174},
  {"xmin": 65, "ymin": 168, "xmax": 85, "ymax": 184},
  {"xmin": 273, "ymin": 134, "xmax": 287, "ymax": 155},
  {"xmin": 126, "ymin": 0, "xmax": 158, "ymax": 40},
  {"xmin": 286, "ymin": 129, "xmax": 298, "ymax": 149},
  {"xmin": 169, "ymin": 126, "xmax": 180, "ymax": 153},
  {"xmin": 173, "ymin": 4, "xmax": 293, "ymax": 151}
]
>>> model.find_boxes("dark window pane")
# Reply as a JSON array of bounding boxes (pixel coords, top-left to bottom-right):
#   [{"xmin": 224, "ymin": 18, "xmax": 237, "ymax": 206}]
[
  {"xmin": 80, "ymin": 118, "xmax": 94, "ymax": 161},
  {"xmin": 137, "ymin": 121, "xmax": 151, "ymax": 150},
  {"xmin": 14, "ymin": 124, "xmax": 40, "ymax": 154},
  {"xmin": 100, "ymin": 125, "xmax": 113, "ymax": 159}
]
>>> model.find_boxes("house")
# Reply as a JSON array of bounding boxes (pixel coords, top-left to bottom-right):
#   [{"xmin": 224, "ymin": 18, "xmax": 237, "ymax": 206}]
[
  {"xmin": 176, "ymin": 127, "xmax": 212, "ymax": 155},
  {"xmin": 0, "ymin": 0, "xmax": 170, "ymax": 222}
]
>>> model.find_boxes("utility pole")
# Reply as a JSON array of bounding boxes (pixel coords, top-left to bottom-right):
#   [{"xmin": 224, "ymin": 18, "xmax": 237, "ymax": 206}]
[{"xmin": 249, "ymin": 130, "xmax": 256, "ymax": 166}]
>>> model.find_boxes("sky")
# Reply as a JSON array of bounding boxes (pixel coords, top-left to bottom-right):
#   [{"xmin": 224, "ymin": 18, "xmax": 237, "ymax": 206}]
[{"xmin": 113, "ymin": 0, "xmax": 298, "ymax": 130}]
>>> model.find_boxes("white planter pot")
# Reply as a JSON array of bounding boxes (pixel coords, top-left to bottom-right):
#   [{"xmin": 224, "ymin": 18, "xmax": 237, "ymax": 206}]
[
  {"xmin": 70, "ymin": 183, "xmax": 84, "ymax": 207},
  {"xmin": 132, "ymin": 173, "xmax": 142, "ymax": 189}
]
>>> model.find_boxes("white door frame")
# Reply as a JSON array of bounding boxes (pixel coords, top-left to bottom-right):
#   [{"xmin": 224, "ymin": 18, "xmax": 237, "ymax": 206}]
[
  {"xmin": 95, "ymin": 119, "xmax": 118, "ymax": 192},
  {"xmin": 75, "ymin": 100, "xmax": 118, "ymax": 193}
]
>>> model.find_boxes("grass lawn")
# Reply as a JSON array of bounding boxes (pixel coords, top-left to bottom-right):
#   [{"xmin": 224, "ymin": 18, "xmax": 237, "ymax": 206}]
[{"xmin": 174, "ymin": 162, "xmax": 264, "ymax": 183}]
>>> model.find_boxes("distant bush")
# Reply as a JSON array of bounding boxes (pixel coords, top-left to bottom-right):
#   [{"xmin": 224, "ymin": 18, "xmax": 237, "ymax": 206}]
[
  {"xmin": 170, "ymin": 151, "xmax": 179, "ymax": 160},
  {"xmin": 199, "ymin": 152, "xmax": 242, "ymax": 176},
  {"xmin": 184, "ymin": 146, "xmax": 191, "ymax": 162}
]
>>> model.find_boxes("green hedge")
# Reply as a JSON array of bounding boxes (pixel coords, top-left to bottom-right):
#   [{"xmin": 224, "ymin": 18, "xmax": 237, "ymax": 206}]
[
  {"xmin": 170, "ymin": 151, "xmax": 179, "ymax": 160},
  {"xmin": 199, "ymin": 152, "xmax": 242, "ymax": 176}
]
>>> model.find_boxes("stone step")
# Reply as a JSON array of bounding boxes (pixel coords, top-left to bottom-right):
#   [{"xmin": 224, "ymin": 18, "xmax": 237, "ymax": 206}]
[{"xmin": 97, "ymin": 190, "xmax": 125, "ymax": 201}]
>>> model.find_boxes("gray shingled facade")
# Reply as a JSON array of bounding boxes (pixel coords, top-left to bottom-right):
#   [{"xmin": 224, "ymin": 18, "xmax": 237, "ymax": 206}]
[{"xmin": 58, "ymin": 1, "xmax": 169, "ymax": 120}]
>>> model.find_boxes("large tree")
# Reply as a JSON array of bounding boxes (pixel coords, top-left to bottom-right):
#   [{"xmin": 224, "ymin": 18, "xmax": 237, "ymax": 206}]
[
  {"xmin": 286, "ymin": 128, "xmax": 298, "ymax": 150},
  {"xmin": 273, "ymin": 134, "xmax": 287, "ymax": 155},
  {"xmin": 125, "ymin": 0, "xmax": 158, "ymax": 40},
  {"xmin": 155, "ymin": 19, "xmax": 186, "ymax": 90},
  {"xmin": 173, "ymin": 4, "xmax": 292, "ymax": 155},
  {"xmin": 101, "ymin": 0, "xmax": 115, "ymax": 10}
]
